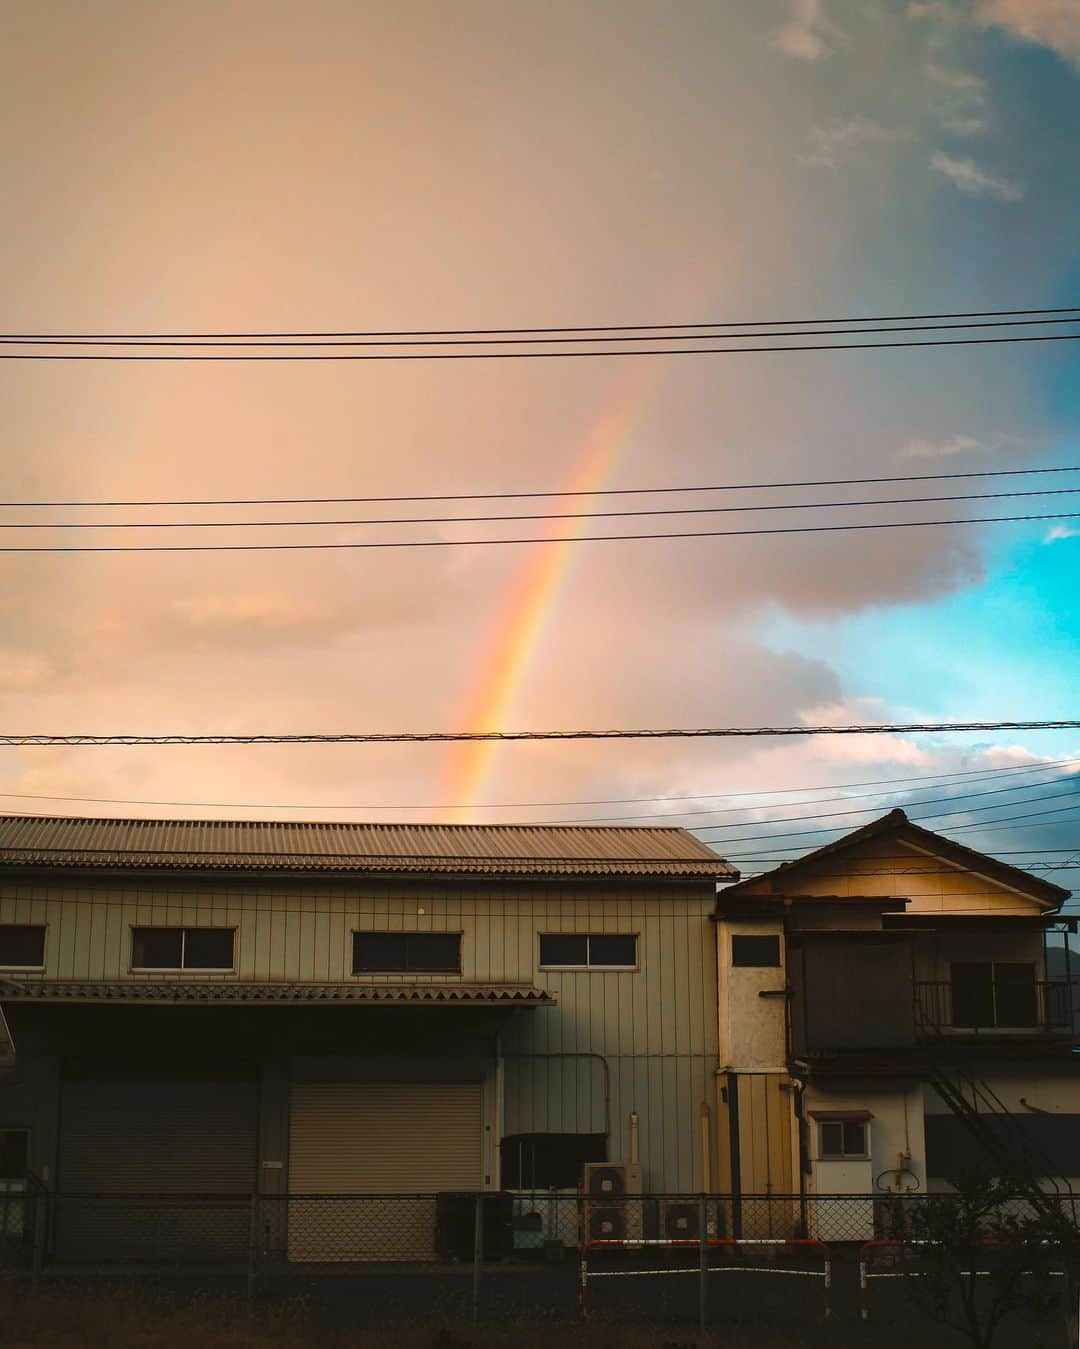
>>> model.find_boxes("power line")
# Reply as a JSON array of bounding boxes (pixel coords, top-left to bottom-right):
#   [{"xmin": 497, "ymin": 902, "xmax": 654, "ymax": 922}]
[
  {"xmin": 4, "ymin": 333, "xmax": 1080, "ymax": 360},
  {"xmin": 8, "ymin": 317, "xmax": 1080, "ymax": 350},
  {"xmin": 5, "ymin": 465, "xmax": 1075, "ymax": 510},
  {"xmin": 0, "ymin": 756, "xmax": 1074, "ymax": 816},
  {"xmin": 5, "ymin": 304, "xmax": 1078, "ymax": 340},
  {"xmin": 1, "ymin": 509, "xmax": 1077, "ymax": 552},
  {"xmin": 697, "ymin": 789, "xmax": 1080, "ymax": 847},
  {"xmin": 0, "ymin": 720, "xmax": 1077, "ymax": 747},
  {"xmin": 5, "ymin": 485, "xmax": 1078, "ymax": 531}
]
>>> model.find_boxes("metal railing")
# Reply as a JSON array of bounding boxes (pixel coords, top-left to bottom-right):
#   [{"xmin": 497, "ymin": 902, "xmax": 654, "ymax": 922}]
[{"xmin": 914, "ymin": 980, "xmax": 1074, "ymax": 1035}]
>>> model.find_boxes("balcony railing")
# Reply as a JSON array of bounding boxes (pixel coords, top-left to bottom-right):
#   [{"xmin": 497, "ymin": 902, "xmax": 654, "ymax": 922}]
[{"xmin": 914, "ymin": 980, "xmax": 1075, "ymax": 1036}]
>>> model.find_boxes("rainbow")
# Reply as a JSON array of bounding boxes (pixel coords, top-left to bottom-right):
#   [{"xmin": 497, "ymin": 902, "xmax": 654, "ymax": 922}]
[{"xmin": 445, "ymin": 369, "xmax": 667, "ymax": 819}]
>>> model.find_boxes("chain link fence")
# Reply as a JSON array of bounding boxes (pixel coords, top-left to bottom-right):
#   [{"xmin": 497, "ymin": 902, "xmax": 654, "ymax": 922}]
[{"xmin": 2, "ymin": 1188, "xmax": 1077, "ymax": 1329}]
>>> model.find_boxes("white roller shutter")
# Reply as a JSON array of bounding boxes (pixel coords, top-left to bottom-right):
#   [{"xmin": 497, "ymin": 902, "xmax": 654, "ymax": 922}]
[{"xmin": 288, "ymin": 1081, "xmax": 483, "ymax": 1261}]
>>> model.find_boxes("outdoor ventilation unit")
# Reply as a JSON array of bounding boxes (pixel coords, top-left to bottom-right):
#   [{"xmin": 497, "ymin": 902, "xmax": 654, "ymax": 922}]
[
  {"xmin": 659, "ymin": 1198, "xmax": 723, "ymax": 1241},
  {"xmin": 582, "ymin": 1162, "xmax": 643, "ymax": 1197},
  {"xmin": 582, "ymin": 1162, "xmax": 644, "ymax": 1242}
]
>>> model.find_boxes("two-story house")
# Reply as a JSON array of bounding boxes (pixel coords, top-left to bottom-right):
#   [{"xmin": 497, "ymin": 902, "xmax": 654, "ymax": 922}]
[
  {"xmin": 714, "ymin": 809, "xmax": 1079, "ymax": 1238},
  {"xmin": 0, "ymin": 814, "xmax": 733, "ymax": 1260}
]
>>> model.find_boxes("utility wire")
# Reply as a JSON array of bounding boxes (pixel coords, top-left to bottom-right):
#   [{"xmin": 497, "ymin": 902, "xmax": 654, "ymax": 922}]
[
  {"xmin": 698, "ymin": 788, "xmax": 1080, "ymax": 847},
  {"xmin": 5, "ymin": 333, "xmax": 1080, "ymax": 360},
  {"xmin": 5, "ymin": 465, "xmax": 1074, "ymax": 510},
  {"xmin": 0, "ymin": 720, "xmax": 1077, "ymax": 747},
  {"xmin": 7, "ymin": 317, "xmax": 1080, "ymax": 349},
  {"xmin": 5, "ymin": 485, "xmax": 1077, "ymax": 531},
  {"xmin": 0, "ymin": 756, "xmax": 1073, "ymax": 815},
  {"xmin": 1, "ymin": 509, "xmax": 1078, "ymax": 552},
  {"xmin": 5, "ymin": 304, "xmax": 1078, "ymax": 340}
]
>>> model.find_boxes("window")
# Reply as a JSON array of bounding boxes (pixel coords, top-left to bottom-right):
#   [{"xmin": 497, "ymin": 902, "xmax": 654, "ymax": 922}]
[
  {"xmin": 0, "ymin": 925, "xmax": 45, "ymax": 968},
  {"xmin": 131, "ymin": 927, "xmax": 234, "ymax": 971},
  {"xmin": 538, "ymin": 933, "xmax": 637, "ymax": 969},
  {"xmin": 352, "ymin": 931, "xmax": 461, "ymax": 973},
  {"xmin": 818, "ymin": 1119, "xmax": 868, "ymax": 1159},
  {"xmin": 501, "ymin": 1133, "xmax": 607, "ymax": 1188},
  {"xmin": 950, "ymin": 962, "xmax": 1037, "ymax": 1028},
  {"xmin": 731, "ymin": 935, "xmax": 781, "ymax": 968}
]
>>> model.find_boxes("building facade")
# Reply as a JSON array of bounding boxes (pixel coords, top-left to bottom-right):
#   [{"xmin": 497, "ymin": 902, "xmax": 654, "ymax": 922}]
[
  {"xmin": 0, "ymin": 814, "xmax": 732, "ymax": 1260},
  {"xmin": 714, "ymin": 809, "xmax": 1080, "ymax": 1238}
]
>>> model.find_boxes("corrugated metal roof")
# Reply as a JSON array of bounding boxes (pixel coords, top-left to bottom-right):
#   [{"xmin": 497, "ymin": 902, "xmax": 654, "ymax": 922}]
[
  {"xmin": 0, "ymin": 978, "xmax": 554, "ymax": 1006},
  {"xmin": 0, "ymin": 814, "xmax": 733, "ymax": 879}
]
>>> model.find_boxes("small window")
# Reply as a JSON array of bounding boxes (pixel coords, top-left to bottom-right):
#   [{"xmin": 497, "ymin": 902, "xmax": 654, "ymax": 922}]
[
  {"xmin": 501, "ymin": 1133, "xmax": 607, "ymax": 1188},
  {"xmin": 819, "ymin": 1119, "xmax": 868, "ymax": 1159},
  {"xmin": 539, "ymin": 933, "xmax": 637, "ymax": 969},
  {"xmin": 352, "ymin": 931, "xmax": 461, "ymax": 973},
  {"xmin": 731, "ymin": 935, "xmax": 781, "ymax": 968},
  {"xmin": 0, "ymin": 1130, "xmax": 28, "ymax": 1180},
  {"xmin": 132, "ymin": 927, "xmax": 234, "ymax": 971},
  {"xmin": 0, "ymin": 925, "xmax": 45, "ymax": 968}
]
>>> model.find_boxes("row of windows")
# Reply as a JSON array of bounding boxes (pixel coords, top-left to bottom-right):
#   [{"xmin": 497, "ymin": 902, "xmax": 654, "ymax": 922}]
[{"xmin": 0, "ymin": 924, "xmax": 640, "ymax": 974}]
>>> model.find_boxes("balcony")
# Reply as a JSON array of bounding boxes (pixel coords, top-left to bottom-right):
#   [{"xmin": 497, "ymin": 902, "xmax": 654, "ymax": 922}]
[{"xmin": 914, "ymin": 979, "xmax": 1074, "ymax": 1038}]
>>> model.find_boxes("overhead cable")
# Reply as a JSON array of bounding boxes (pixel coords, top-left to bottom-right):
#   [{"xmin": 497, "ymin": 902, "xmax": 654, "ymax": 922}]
[{"xmin": 0, "ymin": 719, "xmax": 1078, "ymax": 747}]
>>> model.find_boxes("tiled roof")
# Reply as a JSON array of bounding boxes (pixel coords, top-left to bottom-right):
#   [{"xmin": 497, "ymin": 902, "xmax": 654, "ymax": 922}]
[
  {"xmin": 0, "ymin": 814, "xmax": 734, "ymax": 880},
  {"xmin": 0, "ymin": 978, "xmax": 555, "ymax": 1007}
]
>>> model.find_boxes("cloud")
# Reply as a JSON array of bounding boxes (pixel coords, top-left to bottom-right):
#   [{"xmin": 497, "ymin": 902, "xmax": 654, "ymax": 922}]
[
  {"xmin": 978, "ymin": 0, "xmax": 1080, "ymax": 69},
  {"xmin": 900, "ymin": 433, "xmax": 981, "ymax": 459},
  {"xmin": 774, "ymin": 0, "xmax": 841, "ymax": 61},
  {"xmin": 907, "ymin": 2, "xmax": 963, "ymax": 20},
  {"xmin": 800, "ymin": 117, "xmax": 909, "ymax": 169},
  {"xmin": 0, "ymin": 650, "xmax": 54, "ymax": 692},
  {"xmin": 942, "ymin": 116, "xmax": 989, "ymax": 135},
  {"xmin": 923, "ymin": 63, "xmax": 987, "ymax": 91},
  {"xmin": 930, "ymin": 151, "xmax": 1024, "ymax": 200},
  {"xmin": 1044, "ymin": 525, "xmax": 1080, "ymax": 543}
]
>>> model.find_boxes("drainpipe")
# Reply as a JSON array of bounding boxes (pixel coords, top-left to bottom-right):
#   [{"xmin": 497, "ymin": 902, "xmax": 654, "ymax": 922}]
[{"xmin": 628, "ymin": 1111, "xmax": 640, "ymax": 1164}]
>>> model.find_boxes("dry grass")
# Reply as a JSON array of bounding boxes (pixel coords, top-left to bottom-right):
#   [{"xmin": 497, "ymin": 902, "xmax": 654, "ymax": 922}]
[{"xmin": 0, "ymin": 1285, "xmax": 853, "ymax": 1349}]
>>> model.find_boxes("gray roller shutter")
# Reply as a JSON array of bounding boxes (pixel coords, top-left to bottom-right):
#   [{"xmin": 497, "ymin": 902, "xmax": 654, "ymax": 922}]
[
  {"xmin": 288, "ymin": 1081, "xmax": 482, "ymax": 1261},
  {"xmin": 56, "ymin": 1078, "xmax": 257, "ymax": 1261}
]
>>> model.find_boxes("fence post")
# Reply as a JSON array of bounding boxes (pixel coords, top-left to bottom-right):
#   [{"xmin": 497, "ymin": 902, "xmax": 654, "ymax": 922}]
[
  {"xmin": 698, "ymin": 1193, "xmax": 708, "ymax": 1333},
  {"xmin": 247, "ymin": 1192, "xmax": 259, "ymax": 1313},
  {"xmin": 31, "ymin": 1185, "xmax": 46, "ymax": 1295},
  {"xmin": 471, "ymin": 1192, "xmax": 484, "ymax": 1325}
]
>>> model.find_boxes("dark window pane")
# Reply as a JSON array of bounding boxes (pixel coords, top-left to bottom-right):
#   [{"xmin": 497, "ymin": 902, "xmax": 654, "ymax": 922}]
[
  {"xmin": 993, "ymin": 963, "xmax": 1037, "ymax": 1027},
  {"xmin": 0, "ymin": 925, "xmax": 45, "ymax": 967},
  {"xmin": 587, "ymin": 934, "xmax": 636, "ymax": 967},
  {"xmin": 842, "ymin": 1121, "xmax": 867, "ymax": 1156},
  {"xmin": 819, "ymin": 1122, "xmax": 844, "ymax": 1157},
  {"xmin": 951, "ymin": 963, "xmax": 995, "ymax": 1027},
  {"xmin": 132, "ymin": 928, "xmax": 183, "ymax": 969},
  {"xmin": 539, "ymin": 934, "xmax": 588, "ymax": 967},
  {"xmin": 405, "ymin": 933, "xmax": 461, "ymax": 973},
  {"xmin": 732, "ymin": 935, "xmax": 781, "ymax": 968},
  {"xmin": 500, "ymin": 1133, "xmax": 607, "ymax": 1188},
  {"xmin": 0, "ymin": 1130, "xmax": 28, "ymax": 1179},
  {"xmin": 353, "ymin": 932, "xmax": 408, "ymax": 972},
  {"xmin": 183, "ymin": 928, "xmax": 234, "ymax": 969}
]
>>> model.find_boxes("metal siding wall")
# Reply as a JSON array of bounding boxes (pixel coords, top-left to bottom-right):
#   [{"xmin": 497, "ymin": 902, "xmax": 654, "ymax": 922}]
[{"xmin": 2, "ymin": 879, "xmax": 718, "ymax": 1190}]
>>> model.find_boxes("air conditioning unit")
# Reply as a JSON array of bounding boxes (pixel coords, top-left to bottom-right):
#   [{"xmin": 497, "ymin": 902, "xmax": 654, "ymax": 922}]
[
  {"xmin": 659, "ymin": 1198, "xmax": 723, "ymax": 1242},
  {"xmin": 582, "ymin": 1162, "xmax": 643, "ymax": 1197},
  {"xmin": 582, "ymin": 1162, "xmax": 644, "ymax": 1243}
]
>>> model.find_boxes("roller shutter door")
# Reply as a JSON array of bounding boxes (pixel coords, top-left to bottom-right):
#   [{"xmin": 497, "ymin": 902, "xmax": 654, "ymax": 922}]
[
  {"xmin": 56, "ymin": 1079, "xmax": 257, "ymax": 1262},
  {"xmin": 288, "ymin": 1081, "xmax": 483, "ymax": 1261}
]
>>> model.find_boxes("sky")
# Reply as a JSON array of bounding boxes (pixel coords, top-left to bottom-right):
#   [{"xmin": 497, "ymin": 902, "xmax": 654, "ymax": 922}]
[{"xmin": 0, "ymin": 0, "xmax": 1078, "ymax": 893}]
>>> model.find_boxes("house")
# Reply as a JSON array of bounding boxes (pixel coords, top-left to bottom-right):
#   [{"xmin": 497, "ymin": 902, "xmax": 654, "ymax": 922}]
[
  {"xmin": 0, "ymin": 814, "xmax": 733, "ymax": 1260},
  {"xmin": 714, "ymin": 808, "xmax": 1080, "ymax": 1238}
]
